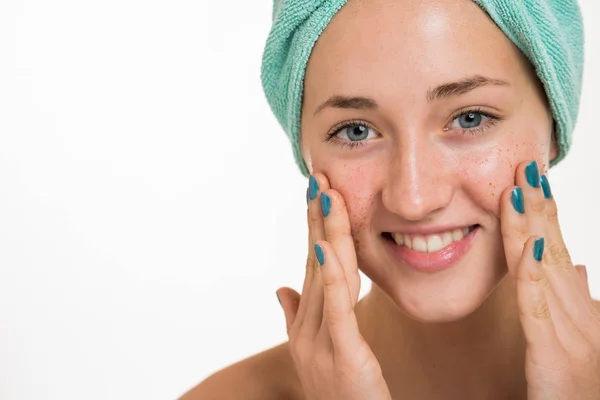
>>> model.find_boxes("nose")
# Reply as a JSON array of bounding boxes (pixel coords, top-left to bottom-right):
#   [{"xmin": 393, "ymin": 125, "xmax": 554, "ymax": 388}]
[{"xmin": 381, "ymin": 137, "xmax": 455, "ymax": 222}]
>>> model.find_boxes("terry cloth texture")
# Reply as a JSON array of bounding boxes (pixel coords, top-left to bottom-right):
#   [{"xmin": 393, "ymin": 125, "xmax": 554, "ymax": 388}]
[{"xmin": 261, "ymin": 0, "xmax": 584, "ymax": 177}]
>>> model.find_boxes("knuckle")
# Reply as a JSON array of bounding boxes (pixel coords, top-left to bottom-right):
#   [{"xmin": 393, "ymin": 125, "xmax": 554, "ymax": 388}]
[
  {"xmin": 528, "ymin": 268, "xmax": 549, "ymax": 286},
  {"xmin": 321, "ymin": 270, "xmax": 339, "ymax": 289},
  {"xmin": 544, "ymin": 243, "xmax": 571, "ymax": 268},
  {"xmin": 529, "ymin": 198, "xmax": 546, "ymax": 215},
  {"xmin": 529, "ymin": 299, "xmax": 551, "ymax": 320},
  {"xmin": 306, "ymin": 253, "xmax": 317, "ymax": 269},
  {"xmin": 325, "ymin": 305, "xmax": 352, "ymax": 327},
  {"xmin": 545, "ymin": 201, "xmax": 559, "ymax": 222},
  {"xmin": 502, "ymin": 220, "xmax": 529, "ymax": 240},
  {"xmin": 309, "ymin": 209, "xmax": 321, "ymax": 225}
]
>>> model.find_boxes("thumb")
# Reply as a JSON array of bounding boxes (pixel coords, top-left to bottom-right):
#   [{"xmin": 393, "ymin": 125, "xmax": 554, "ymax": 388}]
[{"xmin": 276, "ymin": 287, "xmax": 301, "ymax": 334}]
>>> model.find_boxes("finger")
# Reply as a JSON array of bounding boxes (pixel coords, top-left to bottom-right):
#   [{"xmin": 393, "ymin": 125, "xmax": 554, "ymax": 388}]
[
  {"xmin": 523, "ymin": 236, "xmax": 590, "ymax": 356},
  {"xmin": 514, "ymin": 161, "xmax": 549, "ymax": 244},
  {"xmin": 294, "ymin": 207, "xmax": 317, "ymax": 329},
  {"xmin": 320, "ymin": 189, "xmax": 361, "ymax": 305},
  {"xmin": 276, "ymin": 287, "xmax": 301, "ymax": 334},
  {"xmin": 314, "ymin": 241, "xmax": 364, "ymax": 358},
  {"xmin": 533, "ymin": 174, "xmax": 598, "ymax": 338},
  {"xmin": 500, "ymin": 185, "xmax": 529, "ymax": 278},
  {"xmin": 516, "ymin": 236, "xmax": 565, "ymax": 364},
  {"xmin": 308, "ymin": 174, "xmax": 328, "ymax": 243},
  {"xmin": 508, "ymin": 163, "xmax": 597, "ymax": 341},
  {"xmin": 501, "ymin": 161, "xmax": 550, "ymax": 277},
  {"xmin": 300, "ymin": 174, "xmax": 331, "ymax": 337}
]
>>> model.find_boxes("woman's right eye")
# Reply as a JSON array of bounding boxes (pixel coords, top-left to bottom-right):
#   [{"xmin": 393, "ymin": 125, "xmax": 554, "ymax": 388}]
[{"xmin": 330, "ymin": 122, "xmax": 378, "ymax": 142}]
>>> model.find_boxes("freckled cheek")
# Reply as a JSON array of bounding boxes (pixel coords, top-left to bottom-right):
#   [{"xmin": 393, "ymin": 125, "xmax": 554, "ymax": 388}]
[
  {"xmin": 327, "ymin": 165, "xmax": 379, "ymax": 236},
  {"xmin": 457, "ymin": 155, "xmax": 510, "ymax": 216},
  {"xmin": 459, "ymin": 138, "xmax": 543, "ymax": 217}
]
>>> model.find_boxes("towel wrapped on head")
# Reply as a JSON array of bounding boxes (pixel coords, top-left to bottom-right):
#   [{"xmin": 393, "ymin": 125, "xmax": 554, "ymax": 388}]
[{"xmin": 260, "ymin": 0, "xmax": 584, "ymax": 177}]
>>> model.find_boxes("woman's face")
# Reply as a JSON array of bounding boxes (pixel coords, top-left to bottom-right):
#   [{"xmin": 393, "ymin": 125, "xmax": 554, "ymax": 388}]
[{"xmin": 300, "ymin": 0, "xmax": 556, "ymax": 322}]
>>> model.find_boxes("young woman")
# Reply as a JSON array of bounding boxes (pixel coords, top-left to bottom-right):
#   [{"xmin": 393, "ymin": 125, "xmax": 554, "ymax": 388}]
[{"xmin": 183, "ymin": 0, "xmax": 599, "ymax": 398}]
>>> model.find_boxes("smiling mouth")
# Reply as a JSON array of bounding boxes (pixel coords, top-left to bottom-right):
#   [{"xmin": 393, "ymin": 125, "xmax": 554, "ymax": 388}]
[{"xmin": 382, "ymin": 225, "xmax": 479, "ymax": 254}]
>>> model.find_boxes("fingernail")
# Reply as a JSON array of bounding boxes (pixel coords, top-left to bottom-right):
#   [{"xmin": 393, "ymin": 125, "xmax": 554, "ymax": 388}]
[
  {"xmin": 511, "ymin": 187, "xmax": 525, "ymax": 214},
  {"xmin": 540, "ymin": 175, "xmax": 552, "ymax": 199},
  {"xmin": 314, "ymin": 244, "xmax": 325, "ymax": 266},
  {"xmin": 320, "ymin": 193, "xmax": 331, "ymax": 217},
  {"xmin": 309, "ymin": 175, "xmax": 319, "ymax": 200},
  {"xmin": 525, "ymin": 161, "xmax": 540, "ymax": 188},
  {"xmin": 533, "ymin": 237, "xmax": 545, "ymax": 262},
  {"xmin": 276, "ymin": 292, "xmax": 282, "ymax": 307}
]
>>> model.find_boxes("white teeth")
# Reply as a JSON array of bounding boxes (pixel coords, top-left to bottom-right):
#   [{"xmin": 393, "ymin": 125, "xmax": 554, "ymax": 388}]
[
  {"xmin": 391, "ymin": 226, "xmax": 474, "ymax": 253},
  {"xmin": 442, "ymin": 232, "xmax": 453, "ymax": 247},
  {"xmin": 392, "ymin": 233, "xmax": 404, "ymax": 245},
  {"xmin": 426, "ymin": 235, "xmax": 444, "ymax": 253},
  {"xmin": 452, "ymin": 229, "xmax": 464, "ymax": 241},
  {"xmin": 412, "ymin": 236, "xmax": 427, "ymax": 252}
]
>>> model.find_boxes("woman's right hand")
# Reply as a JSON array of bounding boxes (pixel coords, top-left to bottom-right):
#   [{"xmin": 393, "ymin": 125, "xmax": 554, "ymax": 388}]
[{"xmin": 276, "ymin": 174, "xmax": 392, "ymax": 400}]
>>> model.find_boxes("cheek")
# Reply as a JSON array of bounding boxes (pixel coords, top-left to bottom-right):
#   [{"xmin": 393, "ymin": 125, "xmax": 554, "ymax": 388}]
[
  {"xmin": 459, "ymin": 132, "xmax": 547, "ymax": 217},
  {"xmin": 326, "ymin": 164, "xmax": 379, "ymax": 235}
]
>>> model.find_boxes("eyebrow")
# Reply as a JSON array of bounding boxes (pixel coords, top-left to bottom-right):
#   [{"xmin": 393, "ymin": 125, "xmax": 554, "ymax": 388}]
[{"xmin": 313, "ymin": 75, "xmax": 510, "ymax": 115}]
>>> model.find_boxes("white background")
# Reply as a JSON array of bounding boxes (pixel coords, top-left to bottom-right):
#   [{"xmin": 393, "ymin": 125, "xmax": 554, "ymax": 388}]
[{"xmin": 0, "ymin": 1, "xmax": 598, "ymax": 399}]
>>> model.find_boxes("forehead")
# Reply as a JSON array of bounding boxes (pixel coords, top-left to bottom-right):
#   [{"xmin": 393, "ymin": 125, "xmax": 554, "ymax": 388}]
[{"xmin": 303, "ymin": 0, "xmax": 530, "ymax": 105}]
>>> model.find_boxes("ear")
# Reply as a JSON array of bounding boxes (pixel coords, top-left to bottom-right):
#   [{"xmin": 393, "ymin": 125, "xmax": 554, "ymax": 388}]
[
  {"xmin": 300, "ymin": 142, "xmax": 313, "ymax": 175},
  {"xmin": 549, "ymin": 122, "xmax": 558, "ymax": 161}
]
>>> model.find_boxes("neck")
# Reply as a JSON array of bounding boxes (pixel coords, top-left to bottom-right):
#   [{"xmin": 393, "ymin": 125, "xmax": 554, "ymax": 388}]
[{"xmin": 356, "ymin": 275, "xmax": 527, "ymax": 400}]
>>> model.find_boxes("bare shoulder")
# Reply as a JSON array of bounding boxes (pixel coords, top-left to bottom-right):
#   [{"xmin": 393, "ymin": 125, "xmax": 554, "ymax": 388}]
[{"xmin": 179, "ymin": 341, "xmax": 303, "ymax": 400}]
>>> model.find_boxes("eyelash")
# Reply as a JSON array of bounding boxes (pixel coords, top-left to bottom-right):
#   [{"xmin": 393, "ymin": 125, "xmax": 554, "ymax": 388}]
[{"xmin": 324, "ymin": 108, "xmax": 502, "ymax": 149}]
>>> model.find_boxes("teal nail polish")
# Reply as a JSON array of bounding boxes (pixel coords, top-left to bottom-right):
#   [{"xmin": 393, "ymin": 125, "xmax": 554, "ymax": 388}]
[
  {"xmin": 314, "ymin": 244, "xmax": 325, "ymax": 266},
  {"xmin": 511, "ymin": 187, "xmax": 525, "ymax": 214},
  {"xmin": 309, "ymin": 176, "xmax": 319, "ymax": 200},
  {"xmin": 540, "ymin": 175, "xmax": 552, "ymax": 199},
  {"xmin": 534, "ymin": 237, "xmax": 545, "ymax": 262},
  {"xmin": 320, "ymin": 193, "xmax": 331, "ymax": 217},
  {"xmin": 525, "ymin": 161, "xmax": 540, "ymax": 188}
]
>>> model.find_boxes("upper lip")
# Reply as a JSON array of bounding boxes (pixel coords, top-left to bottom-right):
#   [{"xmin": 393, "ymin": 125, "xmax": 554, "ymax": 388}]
[{"xmin": 384, "ymin": 224, "xmax": 477, "ymax": 236}]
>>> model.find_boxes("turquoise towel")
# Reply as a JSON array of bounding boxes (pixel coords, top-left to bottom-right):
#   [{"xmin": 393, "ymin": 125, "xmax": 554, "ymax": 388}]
[{"xmin": 260, "ymin": 0, "xmax": 584, "ymax": 177}]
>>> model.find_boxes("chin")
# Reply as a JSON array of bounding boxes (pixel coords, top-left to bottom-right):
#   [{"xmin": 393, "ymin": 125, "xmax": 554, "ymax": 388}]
[{"xmin": 383, "ymin": 276, "xmax": 501, "ymax": 323}]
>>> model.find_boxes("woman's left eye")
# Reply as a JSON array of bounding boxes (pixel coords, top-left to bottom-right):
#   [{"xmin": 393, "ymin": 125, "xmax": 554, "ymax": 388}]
[{"xmin": 449, "ymin": 111, "xmax": 490, "ymax": 130}]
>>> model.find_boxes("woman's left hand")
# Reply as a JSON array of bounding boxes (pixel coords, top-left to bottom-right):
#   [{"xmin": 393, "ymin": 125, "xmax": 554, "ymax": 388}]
[{"xmin": 501, "ymin": 160, "xmax": 600, "ymax": 399}]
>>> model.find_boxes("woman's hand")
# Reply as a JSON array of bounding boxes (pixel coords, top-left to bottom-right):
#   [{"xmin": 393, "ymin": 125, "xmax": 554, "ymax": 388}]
[
  {"xmin": 501, "ymin": 160, "xmax": 600, "ymax": 399},
  {"xmin": 276, "ymin": 173, "xmax": 392, "ymax": 400}
]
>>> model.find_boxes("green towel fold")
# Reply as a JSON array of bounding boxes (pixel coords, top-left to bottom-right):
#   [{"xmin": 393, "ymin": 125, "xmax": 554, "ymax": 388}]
[{"xmin": 261, "ymin": 0, "xmax": 584, "ymax": 177}]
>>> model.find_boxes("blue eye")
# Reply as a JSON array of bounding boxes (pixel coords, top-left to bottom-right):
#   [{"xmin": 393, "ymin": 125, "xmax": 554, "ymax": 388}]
[
  {"xmin": 340, "ymin": 124, "xmax": 373, "ymax": 141},
  {"xmin": 450, "ymin": 111, "xmax": 489, "ymax": 130},
  {"xmin": 327, "ymin": 121, "xmax": 378, "ymax": 147}
]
